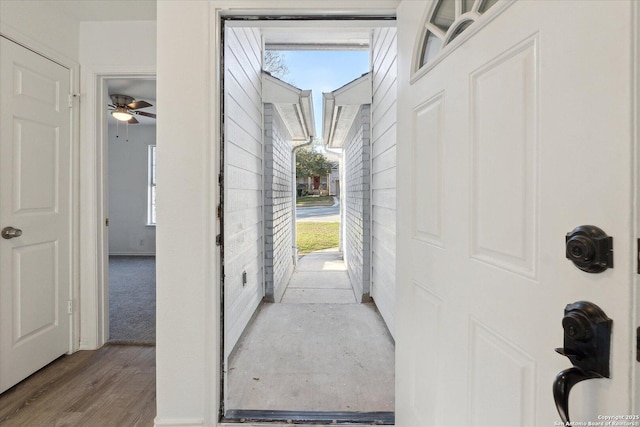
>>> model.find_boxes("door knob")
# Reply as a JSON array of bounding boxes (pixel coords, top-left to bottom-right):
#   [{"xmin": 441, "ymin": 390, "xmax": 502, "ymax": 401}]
[
  {"xmin": 1, "ymin": 226, "xmax": 22, "ymax": 239},
  {"xmin": 554, "ymin": 301, "xmax": 612, "ymax": 424}
]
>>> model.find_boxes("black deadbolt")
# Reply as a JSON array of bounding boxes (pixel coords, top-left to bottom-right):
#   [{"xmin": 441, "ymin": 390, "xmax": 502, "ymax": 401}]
[
  {"xmin": 562, "ymin": 312, "xmax": 593, "ymax": 342},
  {"xmin": 565, "ymin": 225, "xmax": 613, "ymax": 273}
]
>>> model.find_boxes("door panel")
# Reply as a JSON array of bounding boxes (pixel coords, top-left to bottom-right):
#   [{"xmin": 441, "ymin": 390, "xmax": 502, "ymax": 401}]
[
  {"xmin": 15, "ymin": 119, "xmax": 59, "ymax": 212},
  {"xmin": 412, "ymin": 93, "xmax": 444, "ymax": 247},
  {"xmin": 470, "ymin": 38, "xmax": 537, "ymax": 277},
  {"xmin": 14, "ymin": 242, "xmax": 58, "ymax": 342},
  {"xmin": 469, "ymin": 320, "xmax": 536, "ymax": 425},
  {"xmin": 0, "ymin": 37, "xmax": 71, "ymax": 393},
  {"xmin": 396, "ymin": 1, "xmax": 635, "ymax": 425}
]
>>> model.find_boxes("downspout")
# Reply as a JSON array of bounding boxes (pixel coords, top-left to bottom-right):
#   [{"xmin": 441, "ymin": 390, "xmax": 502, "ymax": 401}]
[{"xmin": 291, "ymin": 137, "xmax": 314, "ymax": 267}]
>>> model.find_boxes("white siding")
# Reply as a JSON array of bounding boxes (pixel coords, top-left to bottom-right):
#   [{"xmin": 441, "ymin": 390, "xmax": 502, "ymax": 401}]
[
  {"xmin": 263, "ymin": 104, "xmax": 294, "ymax": 303},
  {"xmin": 224, "ymin": 27, "xmax": 263, "ymax": 359},
  {"xmin": 344, "ymin": 105, "xmax": 371, "ymax": 302},
  {"xmin": 371, "ymin": 27, "xmax": 397, "ymax": 337}
]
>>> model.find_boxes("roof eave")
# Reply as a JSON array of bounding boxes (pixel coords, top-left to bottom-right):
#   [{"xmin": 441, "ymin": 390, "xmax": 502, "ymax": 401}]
[
  {"xmin": 322, "ymin": 72, "xmax": 372, "ymax": 148},
  {"xmin": 263, "ymin": 72, "xmax": 315, "ymax": 142}
]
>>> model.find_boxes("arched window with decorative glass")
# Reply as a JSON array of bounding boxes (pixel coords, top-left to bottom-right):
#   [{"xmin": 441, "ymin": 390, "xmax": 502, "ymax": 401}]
[{"xmin": 416, "ymin": 0, "xmax": 500, "ymax": 71}]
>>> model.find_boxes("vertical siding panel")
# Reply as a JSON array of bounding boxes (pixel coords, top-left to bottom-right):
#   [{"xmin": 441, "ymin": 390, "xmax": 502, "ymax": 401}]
[
  {"xmin": 371, "ymin": 27, "xmax": 397, "ymax": 337},
  {"xmin": 224, "ymin": 27, "xmax": 263, "ymax": 359}
]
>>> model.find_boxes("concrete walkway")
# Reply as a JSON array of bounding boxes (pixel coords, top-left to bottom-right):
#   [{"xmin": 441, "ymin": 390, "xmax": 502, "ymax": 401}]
[
  {"xmin": 226, "ymin": 248, "xmax": 395, "ymax": 413},
  {"xmin": 281, "ymin": 248, "xmax": 355, "ymax": 303}
]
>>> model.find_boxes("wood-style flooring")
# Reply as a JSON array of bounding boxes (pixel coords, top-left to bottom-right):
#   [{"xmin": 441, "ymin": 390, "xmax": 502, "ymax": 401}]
[{"xmin": 0, "ymin": 345, "xmax": 155, "ymax": 426}]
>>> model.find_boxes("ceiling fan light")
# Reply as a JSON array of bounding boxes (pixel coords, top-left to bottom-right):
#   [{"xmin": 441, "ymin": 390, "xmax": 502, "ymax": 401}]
[{"xmin": 112, "ymin": 107, "xmax": 132, "ymax": 122}]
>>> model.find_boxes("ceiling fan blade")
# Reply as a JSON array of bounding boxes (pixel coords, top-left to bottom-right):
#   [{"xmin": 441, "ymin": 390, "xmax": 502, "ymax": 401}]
[
  {"xmin": 127, "ymin": 100, "xmax": 152, "ymax": 110},
  {"xmin": 136, "ymin": 111, "xmax": 156, "ymax": 119},
  {"xmin": 128, "ymin": 117, "xmax": 139, "ymax": 124}
]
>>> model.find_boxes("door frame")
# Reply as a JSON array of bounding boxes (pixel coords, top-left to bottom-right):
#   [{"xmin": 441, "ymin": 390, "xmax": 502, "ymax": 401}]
[
  {"xmin": 0, "ymin": 29, "xmax": 81, "ymax": 354},
  {"xmin": 80, "ymin": 68, "xmax": 156, "ymax": 350},
  {"xmin": 633, "ymin": 0, "xmax": 640, "ymax": 414},
  {"xmin": 216, "ymin": 10, "xmax": 396, "ymax": 423}
]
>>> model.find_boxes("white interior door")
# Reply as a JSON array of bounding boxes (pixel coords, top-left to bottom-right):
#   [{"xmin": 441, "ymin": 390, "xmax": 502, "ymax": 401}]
[
  {"xmin": 396, "ymin": 1, "xmax": 637, "ymax": 425},
  {"xmin": 0, "ymin": 37, "xmax": 72, "ymax": 393}
]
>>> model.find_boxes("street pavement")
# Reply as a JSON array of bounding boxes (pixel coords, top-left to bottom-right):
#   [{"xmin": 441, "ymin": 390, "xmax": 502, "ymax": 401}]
[{"xmin": 296, "ymin": 197, "xmax": 340, "ymax": 222}]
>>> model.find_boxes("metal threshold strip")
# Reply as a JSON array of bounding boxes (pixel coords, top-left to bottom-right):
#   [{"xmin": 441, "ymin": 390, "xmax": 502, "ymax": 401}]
[{"xmin": 222, "ymin": 410, "xmax": 395, "ymax": 425}]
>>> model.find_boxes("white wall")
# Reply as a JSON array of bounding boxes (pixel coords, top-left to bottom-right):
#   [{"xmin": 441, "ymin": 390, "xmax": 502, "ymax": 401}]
[
  {"xmin": 0, "ymin": 0, "xmax": 79, "ymax": 63},
  {"xmin": 156, "ymin": 2, "xmax": 400, "ymax": 425},
  {"xmin": 78, "ymin": 20, "xmax": 156, "ymax": 349},
  {"xmin": 156, "ymin": 1, "xmax": 211, "ymax": 424},
  {"xmin": 370, "ymin": 26, "xmax": 397, "ymax": 337},
  {"xmin": 79, "ymin": 21, "xmax": 156, "ymax": 68},
  {"xmin": 108, "ymin": 124, "xmax": 156, "ymax": 255},
  {"xmin": 344, "ymin": 105, "xmax": 372, "ymax": 302},
  {"xmin": 264, "ymin": 104, "xmax": 295, "ymax": 303},
  {"xmin": 224, "ymin": 26, "xmax": 264, "ymax": 360}
]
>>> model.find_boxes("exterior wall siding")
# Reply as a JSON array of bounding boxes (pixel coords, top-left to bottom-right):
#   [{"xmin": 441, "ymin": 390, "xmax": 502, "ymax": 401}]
[
  {"xmin": 263, "ymin": 104, "xmax": 294, "ymax": 303},
  {"xmin": 371, "ymin": 27, "xmax": 397, "ymax": 337},
  {"xmin": 344, "ymin": 105, "xmax": 371, "ymax": 302},
  {"xmin": 224, "ymin": 27, "xmax": 264, "ymax": 359}
]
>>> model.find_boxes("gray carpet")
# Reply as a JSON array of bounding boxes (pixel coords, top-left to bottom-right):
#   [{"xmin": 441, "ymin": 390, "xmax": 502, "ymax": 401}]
[{"xmin": 109, "ymin": 256, "xmax": 156, "ymax": 345}]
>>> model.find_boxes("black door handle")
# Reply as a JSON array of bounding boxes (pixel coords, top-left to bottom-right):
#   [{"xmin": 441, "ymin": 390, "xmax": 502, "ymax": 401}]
[
  {"xmin": 554, "ymin": 301, "xmax": 612, "ymax": 424},
  {"xmin": 553, "ymin": 367, "xmax": 603, "ymax": 423}
]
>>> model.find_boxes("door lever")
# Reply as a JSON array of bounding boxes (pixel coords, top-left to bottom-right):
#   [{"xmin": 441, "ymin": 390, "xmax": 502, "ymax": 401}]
[
  {"xmin": 554, "ymin": 367, "xmax": 603, "ymax": 423},
  {"xmin": 554, "ymin": 301, "xmax": 612, "ymax": 424}
]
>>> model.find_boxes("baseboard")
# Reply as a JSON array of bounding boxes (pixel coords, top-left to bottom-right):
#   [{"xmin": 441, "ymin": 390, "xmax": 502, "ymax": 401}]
[
  {"xmin": 109, "ymin": 252, "xmax": 156, "ymax": 256},
  {"xmin": 154, "ymin": 417, "xmax": 203, "ymax": 426}
]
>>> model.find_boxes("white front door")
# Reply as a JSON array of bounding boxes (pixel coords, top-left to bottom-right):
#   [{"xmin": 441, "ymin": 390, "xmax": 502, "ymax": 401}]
[
  {"xmin": 396, "ymin": 1, "xmax": 637, "ymax": 425},
  {"xmin": 0, "ymin": 37, "xmax": 72, "ymax": 393}
]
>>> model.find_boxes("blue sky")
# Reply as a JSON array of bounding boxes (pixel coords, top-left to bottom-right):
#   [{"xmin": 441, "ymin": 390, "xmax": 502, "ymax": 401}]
[{"xmin": 275, "ymin": 50, "xmax": 370, "ymax": 140}]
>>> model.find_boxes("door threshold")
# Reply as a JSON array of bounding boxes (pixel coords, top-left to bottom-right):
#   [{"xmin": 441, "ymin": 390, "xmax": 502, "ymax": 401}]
[{"xmin": 222, "ymin": 410, "xmax": 394, "ymax": 425}]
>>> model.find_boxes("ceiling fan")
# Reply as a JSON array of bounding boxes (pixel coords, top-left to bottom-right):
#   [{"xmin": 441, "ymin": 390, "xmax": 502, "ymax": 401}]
[{"xmin": 109, "ymin": 94, "xmax": 156, "ymax": 123}]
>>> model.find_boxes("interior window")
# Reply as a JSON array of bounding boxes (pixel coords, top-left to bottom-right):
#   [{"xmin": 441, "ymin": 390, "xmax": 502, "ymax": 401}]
[
  {"xmin": 421, "ymin": 31, "xmax": 444, "ymax": 66},
  {"xmin": 461, "ymin": 0, "xmax": 475, "ymax": 14},
  {"xmin": 417, "ymin": 0, "xmax": 499, "ymax": 69},
  {"xmin": 147, "ymin": 145, "xmax": 156, "ymax": 225},
  {"xmin": 432, "ymin": 0, "xmax": 456, "ymax": 33},
  {"xmin": 448, "ymin": 19, "xmax": 474, "ymax": 43},
  {"xmin": 479, "ymin": 0, "xmax": 500, "ymax": 13}
]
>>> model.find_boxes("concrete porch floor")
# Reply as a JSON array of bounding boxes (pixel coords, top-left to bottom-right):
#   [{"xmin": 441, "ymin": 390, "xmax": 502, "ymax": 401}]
[{"xmin": 226, "ymin": 249, "xmax": 395, "ymax": 412}]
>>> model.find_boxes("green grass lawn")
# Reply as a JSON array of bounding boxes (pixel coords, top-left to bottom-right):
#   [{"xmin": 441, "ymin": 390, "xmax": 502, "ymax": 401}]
[
  {"xmin": 296, "ymin": 222, "xmax": 339, "ymax": 254},
  {"xmin": 295, "ymin": 195, "xmax": 335, "ymax": 207}
]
